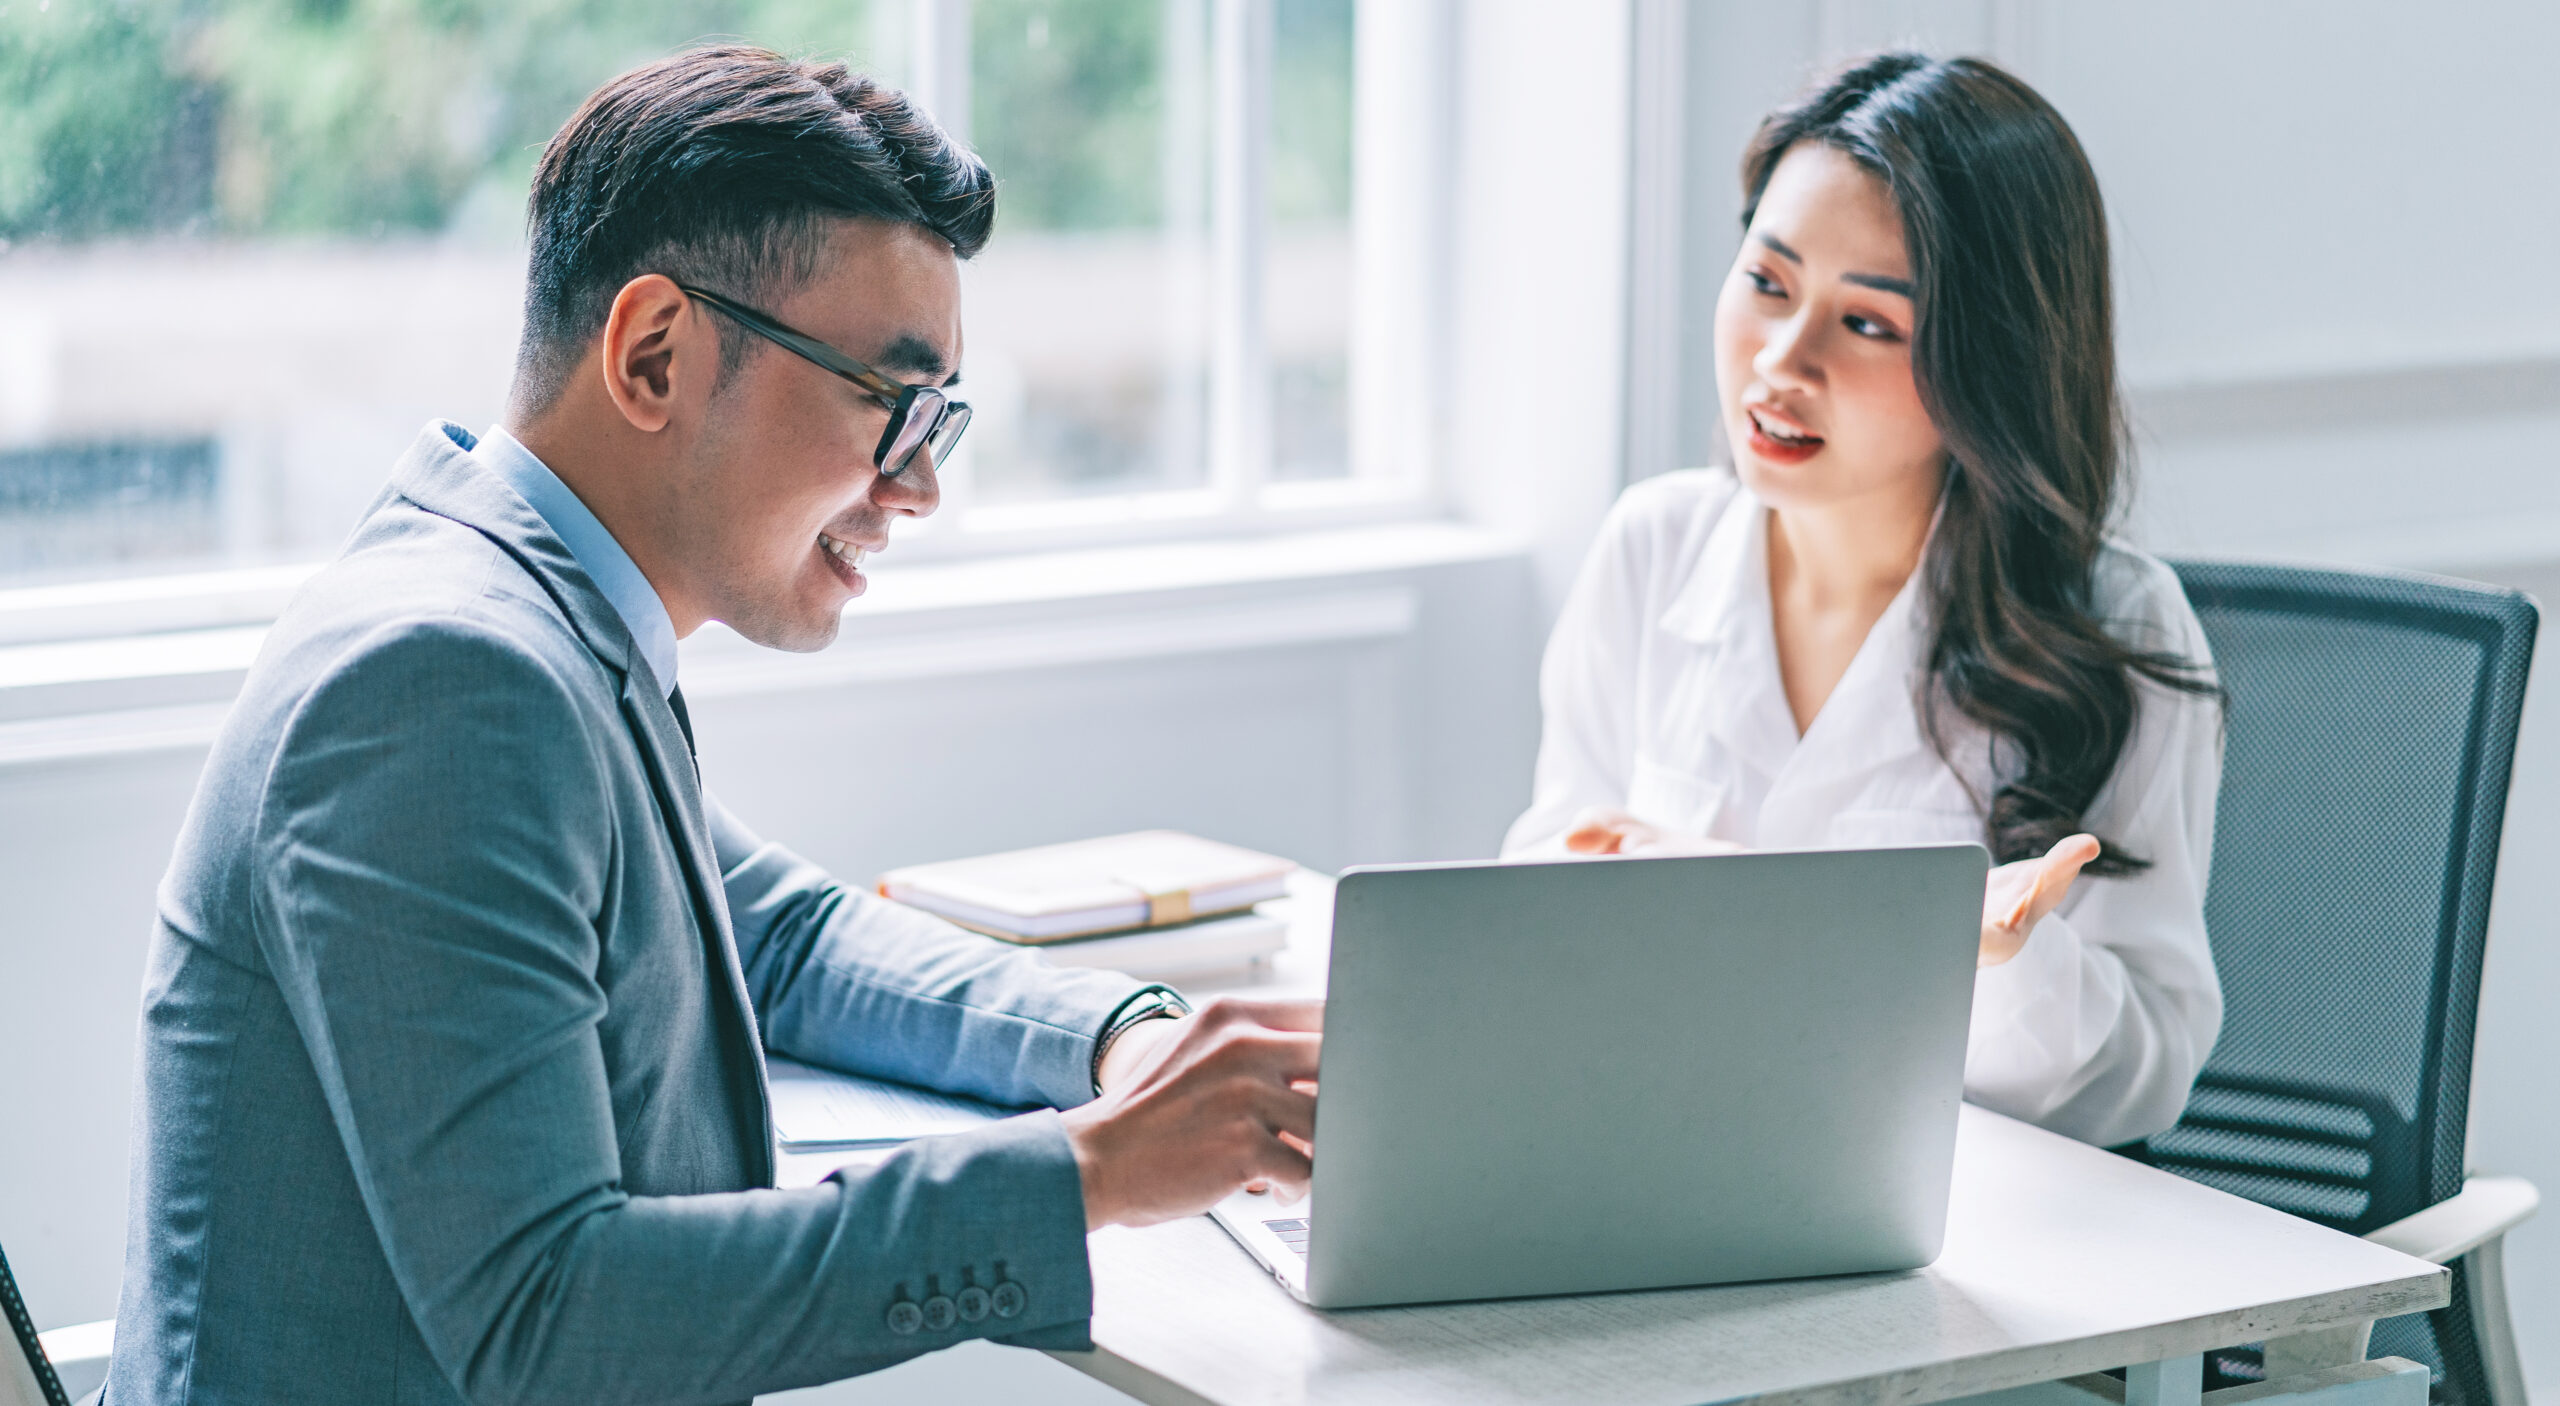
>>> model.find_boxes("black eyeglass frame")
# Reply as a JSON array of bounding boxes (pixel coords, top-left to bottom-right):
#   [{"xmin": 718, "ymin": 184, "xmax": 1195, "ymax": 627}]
[{"xmin": 676, "ymin": 283, "xmax": 969, "ymax": 479}]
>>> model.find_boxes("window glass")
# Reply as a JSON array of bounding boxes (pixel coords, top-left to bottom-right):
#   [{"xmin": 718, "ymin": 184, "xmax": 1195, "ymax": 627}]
[
  {"xmin": 959, "ymin": 0, "xmax": 1213, "ymax": 505},
  {"xmin": 1266, "ymin": 0, "xmax": 1353, "ymax": 483},
  {"xmin": 0, "ymin": 0, "xmax": 890, "ymax": 588}
]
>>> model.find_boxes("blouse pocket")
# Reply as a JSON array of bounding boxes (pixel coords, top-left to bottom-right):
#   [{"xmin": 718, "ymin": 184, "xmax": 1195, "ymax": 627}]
[{"xmin": 1627, "ymin": 755, "xmax": 1731, "ymax": 838}]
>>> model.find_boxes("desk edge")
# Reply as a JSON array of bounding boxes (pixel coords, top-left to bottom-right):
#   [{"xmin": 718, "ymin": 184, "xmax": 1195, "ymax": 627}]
[
  {"xmin": 1753, "ymin": 1266, "xmax": 2453, "ymax": 1406},
  {"xmin": 1046, "ymin": 1345, "xmax": 1224, "ymax": 1406},
  {"xmin": 1070, "ymin": 1261, "xmax": 2450, "ymax": 1406}
]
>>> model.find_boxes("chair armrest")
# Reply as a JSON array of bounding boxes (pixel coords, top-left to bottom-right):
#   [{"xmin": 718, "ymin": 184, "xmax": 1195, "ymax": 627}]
[
  {"xmin": 2365, "ymin": 1176, "xmax": 2539, "ymax": 1265},
  {"xmin": 34, "ymin": 1318, "xmax": 112, "ymax": 1400}
]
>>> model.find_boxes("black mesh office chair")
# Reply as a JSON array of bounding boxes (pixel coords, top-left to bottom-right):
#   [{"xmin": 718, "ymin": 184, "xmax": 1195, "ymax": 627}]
[{"xmin": 2139, "ymin": 561, "xmax": 2541, "ymax": 1406}]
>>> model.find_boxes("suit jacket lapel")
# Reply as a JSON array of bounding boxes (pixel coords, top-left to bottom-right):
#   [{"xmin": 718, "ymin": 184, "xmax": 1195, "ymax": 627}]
[
  {"xmin": 387, "ymin": 422, "xmax": 775, "ymax": 1185},
  {"xmin": 621, "ymin": 675, "xmax": 776, "ymax": 1187}
]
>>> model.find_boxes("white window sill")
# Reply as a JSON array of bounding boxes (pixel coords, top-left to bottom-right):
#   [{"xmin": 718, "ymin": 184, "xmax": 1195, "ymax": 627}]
[{"xmin": 0, "ymin": 519, "xmax": 1526, "ymax": 765}]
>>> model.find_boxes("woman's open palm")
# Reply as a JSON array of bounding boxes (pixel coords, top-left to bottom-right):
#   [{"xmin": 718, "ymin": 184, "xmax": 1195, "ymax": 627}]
[{"xmin": 1979, "ymin": 834, "xmax": 2101, "ymax": 967}]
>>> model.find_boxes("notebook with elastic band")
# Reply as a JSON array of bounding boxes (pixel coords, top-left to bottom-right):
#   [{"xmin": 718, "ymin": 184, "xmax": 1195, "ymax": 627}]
[{"xmin": 878, "ymin": 830, "xmax": 1297, "ymax": 943}]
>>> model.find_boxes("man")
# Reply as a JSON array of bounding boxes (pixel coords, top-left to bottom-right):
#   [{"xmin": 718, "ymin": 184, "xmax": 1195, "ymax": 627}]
[{"xmin": 109, "ymin": 47, "xmax": 1319, "ymax": 1405}]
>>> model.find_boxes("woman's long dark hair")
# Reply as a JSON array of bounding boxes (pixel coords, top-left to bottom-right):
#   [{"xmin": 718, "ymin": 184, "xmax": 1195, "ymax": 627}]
[{"xmin": 1741, "ymin": 53, "xmax": 2213, "ymax": 874}]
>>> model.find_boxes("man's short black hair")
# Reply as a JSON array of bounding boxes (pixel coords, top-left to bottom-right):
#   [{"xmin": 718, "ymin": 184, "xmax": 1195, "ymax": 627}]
[{"xmin": 513, "ymin": 44, "xmax": 994, "ymax": 412}]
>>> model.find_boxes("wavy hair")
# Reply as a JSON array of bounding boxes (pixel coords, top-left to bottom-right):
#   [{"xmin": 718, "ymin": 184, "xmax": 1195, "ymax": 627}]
[{"xmin": 1741, "ymin": 53, "xmax": 2215, "ymax": 874}]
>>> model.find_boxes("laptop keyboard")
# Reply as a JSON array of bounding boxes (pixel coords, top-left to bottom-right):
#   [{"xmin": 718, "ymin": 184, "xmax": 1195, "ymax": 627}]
[{"xmin": 1262, "ymin": 1218, "xmax": 1311, "ymax": 1258}]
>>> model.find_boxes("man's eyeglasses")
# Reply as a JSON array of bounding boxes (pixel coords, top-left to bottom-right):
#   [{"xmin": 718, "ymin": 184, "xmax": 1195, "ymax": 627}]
[{"xmin": 677, "ymin": 283, "xmax": 970, "ymax": 479}]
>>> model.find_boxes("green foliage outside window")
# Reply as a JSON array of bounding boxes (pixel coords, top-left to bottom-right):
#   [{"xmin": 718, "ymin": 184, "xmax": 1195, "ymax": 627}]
[
  {"xmin": 0, "ymin": 0, "xmax": 1349, "ymax": 243},
  {"xmin": 971, "ymin": 0, "xmax": 1173, "ymax": 232},
  {"xmin": 0, "ymin": 0, "xmax": 882, "ymax": 241},
  {"xmin": 0, "ymin": 0, "xmax": 212, "ymax": 239},
  {"xmin": 967, "ymin": 0, "xmax": 1349, "ymax": 233},
  {"xmin": 1270, "ymin": 0, "xmax": 1349, "ymax": 224}
]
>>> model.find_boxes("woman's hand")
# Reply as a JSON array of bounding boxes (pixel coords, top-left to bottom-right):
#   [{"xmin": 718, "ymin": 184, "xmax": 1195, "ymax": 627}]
[
  {"xmin": 1561, "ymin": 806, "xmax": 1748, "ymax": 858},
  {"xmin": 1979, "ymin": 834, "xmax": 2101, "ymax": 967}
]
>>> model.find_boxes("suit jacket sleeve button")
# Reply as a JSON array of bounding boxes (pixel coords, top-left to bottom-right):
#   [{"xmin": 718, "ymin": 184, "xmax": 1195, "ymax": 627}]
[
  {"xmin": 956, "ymin": 1283, "xmax": 991, "ymax": 1322},
  {"xmin": 886, "ymin": 1300, "xmax": 924, "ymax": 1335},
  {"xmin": 990, "ymin": 1280, "xmax": 1026, "ymax": 1319},
  {"xmin": 918, "ymin": 1273, "xmax": 961, "ymax": 1331}
]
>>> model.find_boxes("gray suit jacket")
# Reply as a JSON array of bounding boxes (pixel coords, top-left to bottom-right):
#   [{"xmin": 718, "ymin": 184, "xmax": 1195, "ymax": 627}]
[{"xmin": 108, "ymin": 423, "xmax": 1149, "ymax": 1405}]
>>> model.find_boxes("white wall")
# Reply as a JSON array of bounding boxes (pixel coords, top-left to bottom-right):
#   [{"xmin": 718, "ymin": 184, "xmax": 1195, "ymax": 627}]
[{"xmin": 1660, "ymin": 0, "xmax": 2560, "ymax": 1392}]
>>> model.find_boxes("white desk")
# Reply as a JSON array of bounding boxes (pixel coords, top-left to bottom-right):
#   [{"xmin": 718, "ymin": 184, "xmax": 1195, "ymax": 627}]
[{"xmin": 1050, "ymin": 1105, "xmax": 2444, "ymax": 1406}]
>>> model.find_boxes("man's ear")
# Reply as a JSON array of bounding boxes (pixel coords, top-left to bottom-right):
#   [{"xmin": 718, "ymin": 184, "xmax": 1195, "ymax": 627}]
[{"xmin": 598, "ymin": 274, "xmax": 703, "ymax": 433}]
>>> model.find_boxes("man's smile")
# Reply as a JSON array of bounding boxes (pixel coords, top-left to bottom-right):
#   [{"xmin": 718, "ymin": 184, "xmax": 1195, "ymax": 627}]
[{"xmin": 817, "ymin": 530, "xmax": 868, "ymax": 570}]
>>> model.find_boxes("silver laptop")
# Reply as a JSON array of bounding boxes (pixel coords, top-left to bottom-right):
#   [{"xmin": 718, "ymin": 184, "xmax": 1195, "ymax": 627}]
[{"xmin": 1212, "ymin": 844, "xmax": 1989, "ymax": 1309}]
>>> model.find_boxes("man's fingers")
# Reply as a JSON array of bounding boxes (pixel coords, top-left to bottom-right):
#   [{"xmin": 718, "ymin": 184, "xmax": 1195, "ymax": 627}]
[
  {"xmin": 1253, "ymin": 1133, "xmax": 1314, "ymax": 1196},
  {"xmin": 1227, "ymin": 996, "xmax": 1324, "ymax": 1033},
  {"xmin": 1226, "ymin": 1029, "xmax": 1322, "ymax": 1085},
  {"xmin": 1255, "ymin": 1082, "xmax": 1317, "ymax": 1144},
  {"xmin": 1189, "ymin": 994, "xmax": 1323, "ymax": 1035}
]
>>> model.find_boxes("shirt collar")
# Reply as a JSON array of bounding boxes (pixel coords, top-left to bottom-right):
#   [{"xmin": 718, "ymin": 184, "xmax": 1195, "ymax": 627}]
[
  {"xmin": 1658, "ymin": 482, "xmax": 1771, "ymax": 649},
  {"xmin": 1658, "ymin": 480, "xmax": 1945, "ymax": 656},
  {"xmin": 1651, "ymin": 480, "xmax": 1942, "ymax": 778},
  {"xmin": 472, "ymin": 424, "xmax": 681, "ymax": 697}
]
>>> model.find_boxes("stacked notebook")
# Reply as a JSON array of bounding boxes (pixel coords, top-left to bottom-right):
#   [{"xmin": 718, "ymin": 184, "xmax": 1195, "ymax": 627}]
[{"xmin": 878, "ymin": 830, "xmax": 1298, "ymax": 980}]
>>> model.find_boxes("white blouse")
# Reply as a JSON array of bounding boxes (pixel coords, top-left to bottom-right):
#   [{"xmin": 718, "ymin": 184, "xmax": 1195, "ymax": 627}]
[{"xmin": 1504, "ymin": 469, "xmax": 2223, "ymax": 1147}]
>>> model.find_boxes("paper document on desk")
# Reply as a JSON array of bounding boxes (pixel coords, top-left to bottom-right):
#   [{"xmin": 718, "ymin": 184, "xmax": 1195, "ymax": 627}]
[{"xmin": 766, "ymin": 1055, "xmax": 1013, "ymax": 1150}]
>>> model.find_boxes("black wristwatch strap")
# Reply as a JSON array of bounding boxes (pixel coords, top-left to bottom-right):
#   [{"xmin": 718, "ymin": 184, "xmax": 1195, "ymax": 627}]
[{"xmin": 1090, "ymin": 984, "xmax": 1192, "ymax": 1095}]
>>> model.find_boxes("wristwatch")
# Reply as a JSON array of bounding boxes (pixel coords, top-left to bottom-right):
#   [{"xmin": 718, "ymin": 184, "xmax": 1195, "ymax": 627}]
[{"xmin": 1091, "ymin": 984, "xmax": 1193, "ymax": 1095}]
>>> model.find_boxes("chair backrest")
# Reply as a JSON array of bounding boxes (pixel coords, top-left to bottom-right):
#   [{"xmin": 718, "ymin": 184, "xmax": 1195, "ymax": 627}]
[
  {"xmin": 1, "ymin": 1242, "xmax": 71, "ymax": 1406},
  {"xmin": 2153, "ymin": 559, "xmax": 2536, "ymax": 1405}
]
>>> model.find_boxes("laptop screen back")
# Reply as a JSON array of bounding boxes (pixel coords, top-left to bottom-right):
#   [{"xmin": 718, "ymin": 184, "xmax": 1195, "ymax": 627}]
[{"xmin": 1307, "ymin": 845, "xmax": 1988, "ymax": 1308}]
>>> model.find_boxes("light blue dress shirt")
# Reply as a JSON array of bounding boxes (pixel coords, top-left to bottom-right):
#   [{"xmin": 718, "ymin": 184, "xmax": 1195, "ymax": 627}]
[{"xmin": 472, "ymin": 423, "xmax": 681, "ymax": 697}]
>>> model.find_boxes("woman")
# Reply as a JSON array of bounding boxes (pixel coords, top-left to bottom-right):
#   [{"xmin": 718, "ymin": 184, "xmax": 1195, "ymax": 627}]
[{"xmin": 1505, "ymin": 53, "xmax": 2222, "ymax": 1148}]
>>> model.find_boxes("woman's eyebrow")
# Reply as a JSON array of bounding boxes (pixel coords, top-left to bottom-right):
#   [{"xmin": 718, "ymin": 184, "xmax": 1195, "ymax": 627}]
[{"xmin": 1754, "ymin": 232, "xmax": 1911, "ymax": 296}]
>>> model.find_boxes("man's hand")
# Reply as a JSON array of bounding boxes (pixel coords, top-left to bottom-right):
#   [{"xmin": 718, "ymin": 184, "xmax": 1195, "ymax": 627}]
[
  {"xmin": 1062, "ymin": 996, "xmax": 1322, "ymax": 1230},
  {"xmin": 1979, "ymin": 834, "xmax": 2101, "ymax": 967},
  {"xmin": 1562, "ymin": 805, "xmax": 1748, "ymax": 858}
]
